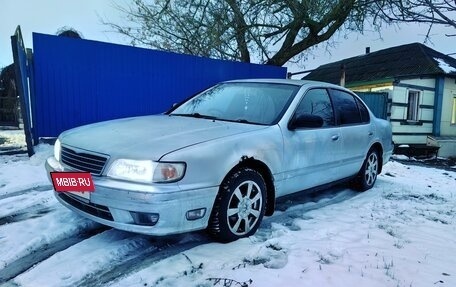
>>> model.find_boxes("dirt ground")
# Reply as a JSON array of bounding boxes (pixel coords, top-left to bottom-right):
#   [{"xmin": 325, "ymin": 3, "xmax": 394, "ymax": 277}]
[{"xmin": 392, "ymin": 154, "xmax": 456, "ymax": 172}]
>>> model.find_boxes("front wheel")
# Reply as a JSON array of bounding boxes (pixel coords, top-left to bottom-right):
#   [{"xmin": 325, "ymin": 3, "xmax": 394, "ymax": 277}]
[
  {"xmin": 354, "ymin": 149, "xmax": 379, "ymax": 191},
  {"xmin": 208, "ymin": 168, "xmax": 266, "ymax": 242}
]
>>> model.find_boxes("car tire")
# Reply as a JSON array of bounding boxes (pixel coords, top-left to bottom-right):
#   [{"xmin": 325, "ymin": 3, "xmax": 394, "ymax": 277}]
[
  {"xmin": 208, "ymin": 168, "xmax": 266, "ymax": 243},
  {"xmin": 354, "ymin": 148, "xmax": 379, "ymax": 191}
]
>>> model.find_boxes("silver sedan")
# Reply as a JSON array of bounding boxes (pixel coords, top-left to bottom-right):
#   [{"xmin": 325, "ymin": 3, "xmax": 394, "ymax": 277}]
[{"xmin": 45, "ymin": 79, "xmax": 393, "ymax": 242}]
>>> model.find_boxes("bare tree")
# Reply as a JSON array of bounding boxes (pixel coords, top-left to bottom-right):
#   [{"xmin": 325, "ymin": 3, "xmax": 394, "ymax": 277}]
[
  {"xmin": 104, "ymin": 0, "xmax": 455, "ymax": 65},
  {"xmin": 376, "ymin": 0, "xmax": 456, "ymax": 38},
  {"xmin": 56, "ymin": 26, "xmax": 84, "ymax": 39},
  {"xmin": 104, "ymin": 0, "xmax": 386, "ymax": 66}
]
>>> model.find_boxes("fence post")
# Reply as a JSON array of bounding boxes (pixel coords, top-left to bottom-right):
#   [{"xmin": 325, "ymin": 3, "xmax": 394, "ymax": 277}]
[{"xmin": 11, "ymin": 26, "xmax": 34, "ymax": 156}]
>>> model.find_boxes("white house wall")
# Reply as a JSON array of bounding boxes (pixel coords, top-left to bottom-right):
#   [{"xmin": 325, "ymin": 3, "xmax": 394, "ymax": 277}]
[
  {"xmin": 400, "ymin": 78, "xmax": 435, "ymax": 89},
  {"xmin": 393, "ymin": 135, "xmax": 428, "ymax": 145},
  {"xmin": 350, "ymin": 78, "xmax": 454, "ymax": 148},
  {"xmin": 391, "ymin": 78, "xmax": 436, "ymax": 144},
  {"xmin": 440, "ymin": 77, "xmax": 456, "ymax": 136}
]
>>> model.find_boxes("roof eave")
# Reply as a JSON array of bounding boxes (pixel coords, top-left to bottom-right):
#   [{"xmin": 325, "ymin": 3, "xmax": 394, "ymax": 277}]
[{"xmin": 345, "ymin": 78, "xmax": 394, "ymax": 89}]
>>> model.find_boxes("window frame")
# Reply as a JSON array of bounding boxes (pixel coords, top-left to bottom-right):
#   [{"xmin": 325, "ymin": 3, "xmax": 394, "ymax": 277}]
[
  {"xmin": 406, "ymin": 90, "xmax": 420, "ymax": 122},
  {"xmin": 289, "ymin": 87, "xmax": 336, "ymax": 130},
  {"xmin": 451, "ymin": 97, "xmax": 456, "ymax": 125}
]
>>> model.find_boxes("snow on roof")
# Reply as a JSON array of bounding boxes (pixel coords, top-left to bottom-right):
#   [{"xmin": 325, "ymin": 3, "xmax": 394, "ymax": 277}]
[{"xmin": 435, "ymin": 57, "xmax": 456, "ymax": 74}]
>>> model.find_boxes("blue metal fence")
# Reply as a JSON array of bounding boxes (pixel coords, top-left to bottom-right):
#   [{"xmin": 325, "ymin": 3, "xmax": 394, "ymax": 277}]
[
  {"xmin": 355, "ymin": 92, "xmax": 388, "ymax": 120},
  {"xmin": 31, "ymin": 33, "xmax": 286, "ymax": 142}
]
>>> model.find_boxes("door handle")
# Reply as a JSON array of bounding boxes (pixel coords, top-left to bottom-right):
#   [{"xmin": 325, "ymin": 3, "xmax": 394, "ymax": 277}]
[
  {"xmin": 331, "ymin": 135, "xmax": 339, "ymax": 141},
  {"xmin": 368, "ymin": 131, "xmax": 374, "ymax": 136}
]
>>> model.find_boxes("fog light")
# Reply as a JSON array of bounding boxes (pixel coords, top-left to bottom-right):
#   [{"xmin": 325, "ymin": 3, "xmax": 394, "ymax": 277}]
[
  {"xmin": 186, "ymin": 208, "xmax": 206, "ymax": 221},
  {"xmin": 130, "ymin": 212, "xmax": 159, "ymax": 226}
]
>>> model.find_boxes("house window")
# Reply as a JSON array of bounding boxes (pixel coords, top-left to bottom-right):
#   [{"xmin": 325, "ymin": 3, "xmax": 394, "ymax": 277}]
[
  {"xmin": 451, "ymin": 97, "xmax": 456, "ymax": 125},
  {"xmin": 407, "ymin": 91, "xmax": 420, "ymax": 121}
]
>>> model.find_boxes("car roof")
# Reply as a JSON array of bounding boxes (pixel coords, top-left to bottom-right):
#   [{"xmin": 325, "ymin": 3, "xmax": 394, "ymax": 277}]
[{"xmin": 224, "ymin": 78, "xmax": 345, "ymax": 89}]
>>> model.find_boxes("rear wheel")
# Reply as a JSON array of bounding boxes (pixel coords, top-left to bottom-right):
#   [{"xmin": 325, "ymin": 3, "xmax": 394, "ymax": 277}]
[
  {"xmin": 208, "ymin": 168, "xmax": 266, "ymax": 242},
  {"xmin": 355, "ymin": 149, "xmax": 379, "ymax": 191}
]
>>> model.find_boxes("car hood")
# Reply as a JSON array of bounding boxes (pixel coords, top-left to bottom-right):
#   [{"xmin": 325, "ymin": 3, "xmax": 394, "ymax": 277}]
[{"xmin": 60, "ymin": 115, "xmax": 266, "ymax": 160}]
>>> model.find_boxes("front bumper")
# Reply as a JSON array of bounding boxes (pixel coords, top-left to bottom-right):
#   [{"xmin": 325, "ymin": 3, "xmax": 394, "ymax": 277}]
[{"xmin": 45, "ymin": 157, "xmax": 219, "ymax": 236}]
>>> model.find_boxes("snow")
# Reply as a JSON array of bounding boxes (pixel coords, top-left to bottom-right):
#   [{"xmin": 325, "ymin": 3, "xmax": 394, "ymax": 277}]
[
  {"xmin": 0, "ymin": 145, "xmax": 455, "ymax": 287},
  {"xmin": 114, "ymin": 162, "xmax": 456, "ymax": 287},
  {"xmin": 391, "ymin": 154, "xmax": 409, "ymax": 160},
  {"xmin": 434, "ymin": 58, "xmax": 456, "ymax": 74},
  {"xmin": 0, "ymin": 130, "xmax": 26, "ymax": 150},
  {"xmin": 0, "ymin": 144, "xmax": 52, "ymax": 197},
  {"xmin": 14, "ymin": 230, "xmax": 151, "ymax": 287},
  {"xmin": 0, "ymin": 205, "xmax": 98, "ymax": 268}
]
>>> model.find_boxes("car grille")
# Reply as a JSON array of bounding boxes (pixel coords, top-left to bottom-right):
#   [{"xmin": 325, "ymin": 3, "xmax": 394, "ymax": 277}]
[
  {"xmin": 61, "ymin": 146, "xmax": 108, "ymax": 175},
  {"xmin": 58, "ymin": 192, "xmax": 113, "ymax": 221}
]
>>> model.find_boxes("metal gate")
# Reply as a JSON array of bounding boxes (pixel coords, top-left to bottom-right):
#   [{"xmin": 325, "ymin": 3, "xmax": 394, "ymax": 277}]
[
  {"xmin": 355, "ymin": 92, "xmax": 389, "ymax": 120},
  {"xmin": 11, "ymin": 27, "xmax": 34, "ymax": 156}
]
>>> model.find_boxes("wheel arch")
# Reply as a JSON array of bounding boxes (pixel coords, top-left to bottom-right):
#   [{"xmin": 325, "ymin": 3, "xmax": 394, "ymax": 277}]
[{"xmin": 222, "ymin": 156, "xmax": 275, "ymax": 216}]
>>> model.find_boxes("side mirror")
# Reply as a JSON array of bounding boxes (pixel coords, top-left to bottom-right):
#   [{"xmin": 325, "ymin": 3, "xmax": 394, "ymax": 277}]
[{"xmin": 289, "ymin": 114, "xmax": 324, "ymax": 130}]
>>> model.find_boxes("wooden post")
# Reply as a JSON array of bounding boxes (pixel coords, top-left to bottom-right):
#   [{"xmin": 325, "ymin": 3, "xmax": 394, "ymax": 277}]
[{"xmin": 340, "ymin": 64, "xmax": 346, "ymax": 87}]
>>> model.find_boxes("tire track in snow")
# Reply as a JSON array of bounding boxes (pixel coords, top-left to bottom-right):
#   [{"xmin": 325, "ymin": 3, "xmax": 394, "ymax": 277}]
[
  {"xmin": 0, "ymin": 184, "xmax": 53, "ymax": 200},
  {"xmin": 0, "ymin": 185, "xmax": 55, "ymax": 226},
  {"xmin": 0, "ymin": 184, "xmax": 358, "ymax": 286},
  {"xmin": 0, "ymin": 204, "xmax": 105, "ymax": 283},
  {"xmin": 275, "ymin": 184, "xmax": 352, "ymax": 211},
  {"xmin": 250, "ymin": 185, "xmax": 360, "ymax": 241},
  {"xmin": 0, "ymin": 205, "xmax": 56, "ymax": 226},
  {"xmin": 77, "ymin": 187, "xmax": 355, "ymax": 286},
  {"xmin": 272, "ymin": 185, "xmax": 357, "ymax": 219},
  {"xmin": 0, "ymin": 226, "xmax": 108, "ymax": 284},
  {"xmin": 75, "ymin": 235, "xmax": 210, "ymax": 287},
  {"xmin": 10, "ymin": 230, "xmax": 194, "ymax": 287}
]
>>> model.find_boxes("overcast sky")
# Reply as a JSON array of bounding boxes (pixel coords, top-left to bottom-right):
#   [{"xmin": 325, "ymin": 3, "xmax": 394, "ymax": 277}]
[{"xmin": 1, "ymin": 0, "xmax": 455, "ymax": 74}]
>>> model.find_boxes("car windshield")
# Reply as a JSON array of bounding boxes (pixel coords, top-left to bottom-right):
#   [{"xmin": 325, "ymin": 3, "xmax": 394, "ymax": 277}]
[{"xmin": 170, "ymin": 82, "xmax": 299, "ymax": 125}]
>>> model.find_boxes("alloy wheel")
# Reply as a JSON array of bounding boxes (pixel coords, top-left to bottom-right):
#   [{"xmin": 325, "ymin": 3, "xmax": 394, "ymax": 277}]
[
  {"xmin": 365, "ymin": 152, "xmax": 378, "ymax": 186},
  {"xmin": 226, "ymin": 180, "xmax": 263, "ymax": 236}
]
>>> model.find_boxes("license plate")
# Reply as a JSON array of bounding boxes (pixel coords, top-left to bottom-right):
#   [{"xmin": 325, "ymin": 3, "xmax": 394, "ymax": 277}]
[{"xmin": 67, "ymin": 191, "xmax": 91, "ymax": 200}]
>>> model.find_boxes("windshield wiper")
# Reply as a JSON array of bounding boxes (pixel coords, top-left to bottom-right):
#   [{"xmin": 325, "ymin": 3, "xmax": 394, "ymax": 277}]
[
  {"xmin": 170, "ymin": 113, "xmax": 219, "ymax": 120},
  {"xmin": 234, "ymin": 118, "xmax": 256, "ymax": 124}
]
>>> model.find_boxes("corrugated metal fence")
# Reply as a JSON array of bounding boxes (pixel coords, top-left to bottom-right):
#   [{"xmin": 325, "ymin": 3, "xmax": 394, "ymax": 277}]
[
  {"xmin": 31, "ymin": 33, "xmax": 286, "ymax": 143},
  {"xmin": 355, "ymin": 92, "xmax": 389, "ymax": 120}
]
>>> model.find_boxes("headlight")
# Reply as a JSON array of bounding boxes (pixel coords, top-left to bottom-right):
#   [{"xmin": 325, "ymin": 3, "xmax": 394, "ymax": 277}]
[
  {"xmin": 107, "ymin": 159, "xmax": 185, "ymax": 183},
  {"xmin": 54, "ymin": 139, "xmax": 61, "ymax": 161}
]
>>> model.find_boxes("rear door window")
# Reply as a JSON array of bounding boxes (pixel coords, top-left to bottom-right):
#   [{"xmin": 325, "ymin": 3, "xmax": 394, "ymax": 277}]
[{"xmin": 330, "ymin": 89, "xmax": 362, "ymax": 125}]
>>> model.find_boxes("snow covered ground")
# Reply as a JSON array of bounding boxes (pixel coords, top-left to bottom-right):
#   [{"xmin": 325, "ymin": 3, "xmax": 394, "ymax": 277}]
[
  {"xmin": 0, "ymin": 129, "xmax": 26, "ymax": 154},
  {"xmin": 0, "ymin": 142, "xmax": 455, "ymax": 287}
]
